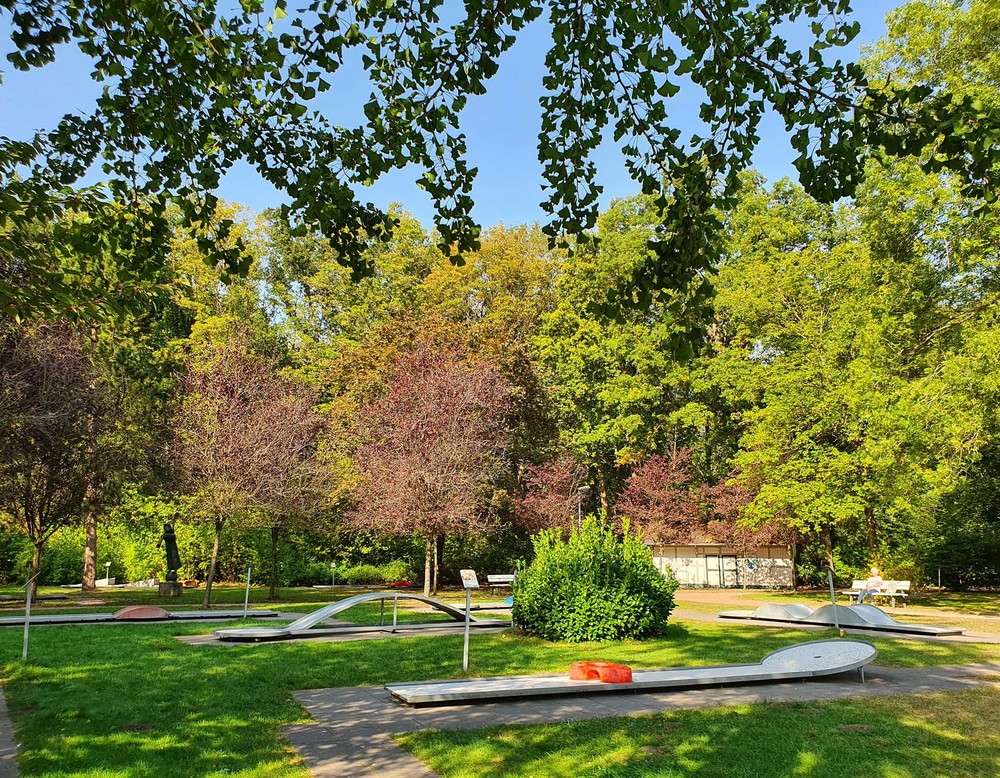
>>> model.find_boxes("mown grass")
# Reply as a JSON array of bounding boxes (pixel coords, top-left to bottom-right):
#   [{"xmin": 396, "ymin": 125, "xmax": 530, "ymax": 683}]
[
  {"xmin": 398, "ymin": 686, "xmax": 1000, "ymax": 777},
  {"xmin": 0, "ymin": 601, "xmax": 997, "ymax": 776},
  {"xmin": 0, "ymin": 584, "xmax": 508, "ymax": 619}
]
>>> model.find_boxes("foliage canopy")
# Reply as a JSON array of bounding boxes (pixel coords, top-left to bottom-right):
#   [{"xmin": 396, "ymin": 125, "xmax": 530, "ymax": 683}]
[{"xmin": 4, "ymin": 0, "xmax": 1000, "ymax": 319}]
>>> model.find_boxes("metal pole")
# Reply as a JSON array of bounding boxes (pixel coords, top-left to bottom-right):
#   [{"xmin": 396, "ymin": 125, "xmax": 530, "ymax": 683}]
[
  {"xmin": 243, "ymin": 565, "xmax": 252, "ymax": 619},
  {"xmin": 827, "ymin": 567, "xmax": 840, "ymax": 635},
  {"xmin": 393, "ymin": 595, "xmax": 398, "ymax": 630},
  {"xmin": 331, "ymin": 562, "xmax": 336, "ymax": 588},
  {"xmin": 380, "ymin": 597, "xmax": 385, "ymax": 627},
  {"xmin": 463, "ymin": 587, "xmax": 471, "ymax": 671},
  {"xmin": 22, "ymin": 573, "xmax": 40, "ymax": 662},
  {"xmin": 938, "ymin": 568, "xmax": 942, "ymax": 589}
]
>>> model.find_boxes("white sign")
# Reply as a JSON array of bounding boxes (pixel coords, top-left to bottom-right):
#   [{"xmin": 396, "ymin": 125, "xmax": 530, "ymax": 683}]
[{"xmin": 460, "ymin": 569, "xmax": 479, "ymax": 589}]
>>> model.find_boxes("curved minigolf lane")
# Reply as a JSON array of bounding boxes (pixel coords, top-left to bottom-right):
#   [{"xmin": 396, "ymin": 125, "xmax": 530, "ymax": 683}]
[{"xmin": 213, "ymin": 591, "xmax": 500, "ymax": 642}]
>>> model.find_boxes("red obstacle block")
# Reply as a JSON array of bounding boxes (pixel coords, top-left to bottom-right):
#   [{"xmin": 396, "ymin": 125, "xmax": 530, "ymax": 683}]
[{"xmin": 569, "ymin": 661, "xmax": 633, "ymax": 684}]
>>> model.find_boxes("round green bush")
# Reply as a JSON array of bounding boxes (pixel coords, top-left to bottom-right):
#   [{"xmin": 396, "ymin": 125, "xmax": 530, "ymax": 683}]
[{"xmin": 512, "ymin": 517, "xmax": 678, "ymax": 642}]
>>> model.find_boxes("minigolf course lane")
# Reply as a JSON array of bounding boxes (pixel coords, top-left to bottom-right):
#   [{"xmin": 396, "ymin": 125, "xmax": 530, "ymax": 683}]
[
  {"xmin": 213, "ymin": 591, "xmax": 508, "ymax": 641},
  {"xmin": 385, "ymin": 638, "xmax": 876, "ymax": 706},
  {"xmin": 718, "ymin": 603, "xmax": 964, "ymax": 636}
]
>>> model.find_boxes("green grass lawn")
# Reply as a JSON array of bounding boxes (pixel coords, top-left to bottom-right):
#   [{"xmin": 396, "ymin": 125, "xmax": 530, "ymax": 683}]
[
  {"xmin": 398, "ymin": 686, "xmax": 1000, "ymax": 777},
  {"xmin": 1, "ymin": 616, "xmax": 998, "ymax": 777},
  {"xmin": 0, "ymin": 584, "xmax": 509, "ymax": 619},
  {"xmin": 0, "ymin": 588, "xmax": 996, "ymax": 777}
]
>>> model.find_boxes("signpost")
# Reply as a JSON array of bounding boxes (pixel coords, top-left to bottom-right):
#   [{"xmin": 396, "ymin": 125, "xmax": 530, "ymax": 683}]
[
  {"xmin": 826, "ymin": 567, "xmax": 841, "ymax": 635},
  {"xmin": 459, "ymin": 569, "xmax": 479, "ymax": 671},
  {"xmin": 243, "ymin": 565, "xmax": 253, "ymax": 619},
  {"xmin": 22, "ymin": 573, "xmax": 40, "ymax": 662}
]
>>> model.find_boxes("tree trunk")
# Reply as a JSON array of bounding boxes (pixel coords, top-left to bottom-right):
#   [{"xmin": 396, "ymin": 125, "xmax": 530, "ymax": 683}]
[
  {"xmin": 790, "ymin": 541, "xmax": 799, "ymax": 590},
  {"xmin": 597, "ymin": 469, "xmax": 609, "ymax": 515},
  {"xmin": 269, "ymin": 525, "xmax": 280, "ymax": 600},
  {"xmin": 865, "ymin": 506, "xmax": 877, "ymax": 555},
  {"xmin": 203, "ymin": 518, "xmax": 223, "ymax": 608},
  {"xmin": 423, "ymin": 536, "xmax": 432, "ymax": 597},
  {"xmin": 822, "ymin": 527, "xmax": 835, "ymax": 573},
  {"xmin": 432, "ymin": 533, "xmax": 445, "ymax": 595},
  {"xmin": 29, "ymin": 541, "xmax": 42, "ymax": 599},
  {"xmin": 82, "ymin": 509, "xmax": 97, "ymax": 591}
]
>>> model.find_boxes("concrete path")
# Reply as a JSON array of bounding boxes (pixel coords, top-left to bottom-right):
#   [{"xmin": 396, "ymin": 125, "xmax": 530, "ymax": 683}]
[
  {"xmin": 285, "ymin": 662, "xmax": 1000, "ymax": 777},
  {"xmin": 0, "ymin": 685, "xmax": 18, "ymax": 777}
]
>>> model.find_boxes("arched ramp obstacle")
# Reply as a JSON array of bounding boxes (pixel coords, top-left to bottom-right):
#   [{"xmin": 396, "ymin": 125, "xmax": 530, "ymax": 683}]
[
  {"xmin": 718, "ymin": 603, "xmax": 964, "ymax": 636},
  {"xmin": 385, "ymin": 638, "xmax": 877, "ymax": 706},
  {"xmin": 213, "ymin": 591, "xmax": 510, "ymax": 642}
]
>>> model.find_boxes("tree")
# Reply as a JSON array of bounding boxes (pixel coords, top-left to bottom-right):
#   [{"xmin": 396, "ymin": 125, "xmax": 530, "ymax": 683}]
[
  {"xmin": 174, "ymin": 333, "xmax": 326, "ymax": 606},
  {"xmin": 512, "ymin": 456, "xmax": 587, "ymax": 534},
  {"xmin": 533, "ymin": 196, "xmax": 691, "ymax": 508},
  {"xmin": 0, "ymin": 321, "xmax": 109, "ymax": 593},
  {"xmin": 349, "ymin": 344, "xmax": 510, "ymax": 595},
  {"xmin": 614, "ymin": 451, "xmax": 702, "ymax": 544},
  {"xmin": 5, "ymin": 1, "xmax": 997, "ymax": 319},
  {"xmin": 709, "ymin": 169, "xmax": 995, "ymax": 574}
]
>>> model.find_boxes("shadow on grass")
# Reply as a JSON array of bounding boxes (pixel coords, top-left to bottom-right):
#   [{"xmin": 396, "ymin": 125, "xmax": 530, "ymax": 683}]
[
  {"xmin": 398, "ymin": 687, "xmax": 1000, "ymax": 777},
  {"xmin": 0, "ymin": 615, "xmax": 997, "ymax": 776}
]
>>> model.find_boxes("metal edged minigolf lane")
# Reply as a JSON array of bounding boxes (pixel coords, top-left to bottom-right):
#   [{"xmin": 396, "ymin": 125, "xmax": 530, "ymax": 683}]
[
  {"xmin": 384, "ymin": 638, "xmax": 877, "ymax": 706},
  {"xmin": 717, "ymin": 603, "xmax": 965, "ymax": 636},
  {"xmin": 212, "ymin": 591, "xmax": 511, "ymax": 642}
]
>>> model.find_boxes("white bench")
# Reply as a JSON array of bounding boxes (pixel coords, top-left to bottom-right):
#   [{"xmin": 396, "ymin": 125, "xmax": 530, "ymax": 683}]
[
  {"xmin": 486, "ymin": 574, "xmax": 515, "ymax": 594},
  {"xmin": 841, "ymin": 580, "xmax": 910, "ymax": 608}
]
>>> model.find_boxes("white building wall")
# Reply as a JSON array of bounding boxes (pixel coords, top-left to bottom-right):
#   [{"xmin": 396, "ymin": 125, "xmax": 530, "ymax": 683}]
[{"xmin": 652, "ymin": 544, "xmax": 794, "ymax": 589}]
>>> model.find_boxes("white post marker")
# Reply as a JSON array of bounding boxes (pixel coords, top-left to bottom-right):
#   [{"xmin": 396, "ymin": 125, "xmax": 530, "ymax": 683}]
[
  {"xmin": 331, "ymin": 561, "xmax": 336, "ymax": 587},
  {"xmin": 22, "ymin": 573, "xmax": 40, "ymax": 662},
  {"xmin": 459, "ymin": 569, "xmax": 479, "ymax": 672},
  {"xmin": 826, "ymin": 567, "xmax": 841, "ymax": 635},
  {"xmin": 243, "ymin": 565, "xmax": 253, "ymax": 619}
]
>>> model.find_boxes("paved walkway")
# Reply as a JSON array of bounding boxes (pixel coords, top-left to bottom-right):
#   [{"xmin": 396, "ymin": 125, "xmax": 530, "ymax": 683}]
[
  {"xmin": 0, "ymin": 686, "xmax": 18, "ymax": 777},
  {"xmin": 285, "ymin": 662, "xmax": 1000, "ymax": 777}
]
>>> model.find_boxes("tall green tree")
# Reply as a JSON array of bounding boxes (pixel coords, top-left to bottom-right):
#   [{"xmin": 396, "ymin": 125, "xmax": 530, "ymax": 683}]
[
  {"xmin": 712, "ymin": 169, "xmax": 996, "ymax": 573},
  {"xmin": 533, "ymin": 196, "xmax": 692, "ymax": 509}
]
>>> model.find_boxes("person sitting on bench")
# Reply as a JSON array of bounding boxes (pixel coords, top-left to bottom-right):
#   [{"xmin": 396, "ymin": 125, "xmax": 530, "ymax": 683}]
[{"xmin": 857, "ymin": 567, "xmax": 883, "ymax": 605}]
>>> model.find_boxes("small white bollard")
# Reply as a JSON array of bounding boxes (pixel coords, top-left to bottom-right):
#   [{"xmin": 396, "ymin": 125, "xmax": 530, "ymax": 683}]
[
  {"xmin": 827, "ymin": 567, "xmax": 841, "ymax": 635},
  {"xmin": 22, "ymin": 573, "xmax": 40, "ymax": 662},
  {"xmin": 459, "ymin": 569, "xmax": 480, "ymax": 672},
  {"xmin": 243, "ymin": 565, "xmax": 252, "ymax": 619}
]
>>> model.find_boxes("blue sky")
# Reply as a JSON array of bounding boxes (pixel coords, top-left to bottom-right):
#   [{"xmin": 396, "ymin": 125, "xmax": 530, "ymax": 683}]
[{"xmin": 1, "ymin": 4, "xmax": 896, "ymax": 230}]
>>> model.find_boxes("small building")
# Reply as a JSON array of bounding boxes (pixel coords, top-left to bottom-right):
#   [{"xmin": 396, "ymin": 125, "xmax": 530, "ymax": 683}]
[{"xmin": 649, "ymin": 542, "xmax": 794, "ymax": 589}]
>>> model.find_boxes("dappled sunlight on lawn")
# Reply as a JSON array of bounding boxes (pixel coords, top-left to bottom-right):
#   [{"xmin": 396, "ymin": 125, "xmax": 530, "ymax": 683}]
[
  {"xmin": 0, "ymin": 615, "xmax": 997, "ymax": 776},
  {"xmin": 399, "ymin": 689, "xmax": 1000, "ymax": 778}
]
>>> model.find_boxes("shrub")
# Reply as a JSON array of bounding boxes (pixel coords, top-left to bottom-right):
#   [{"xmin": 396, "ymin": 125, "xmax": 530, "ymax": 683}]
[
  {"xmin": 512, "ymin": 516, "xmax": 678, "ymax": 642},
  {"xmin": 336, "ymin": 561, "xmax": 414, "ymax": 586}
]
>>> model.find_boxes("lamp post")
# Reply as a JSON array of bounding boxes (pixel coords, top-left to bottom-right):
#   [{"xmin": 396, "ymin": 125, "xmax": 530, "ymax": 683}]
[{"xmin": 576, "ymin": 485, "xmax": 591, "ymax": 531}]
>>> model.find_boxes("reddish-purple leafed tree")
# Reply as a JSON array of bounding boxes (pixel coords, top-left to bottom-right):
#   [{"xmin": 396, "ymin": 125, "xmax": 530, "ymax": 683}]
[
  {"xmin": 174, "ymin": 339, "xmax": 325, "ymax": 606},
  {"xmin": 704, "ymin": 475, "xmax": 793, "ymax": 559},
  {"xmin": 0, "ymin": 322, "xmax": 107, "ymax": 595},
  {"xmin": 349, "ymin": 344, "xmax": 510, "ymax": 596},
  {"xmin": 513, "ymin": 456, "xmax": 587, "ymax": 534},
  {"xmin": 615, "ymin": 451, "xmax": 703, "ymax": 544}
]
